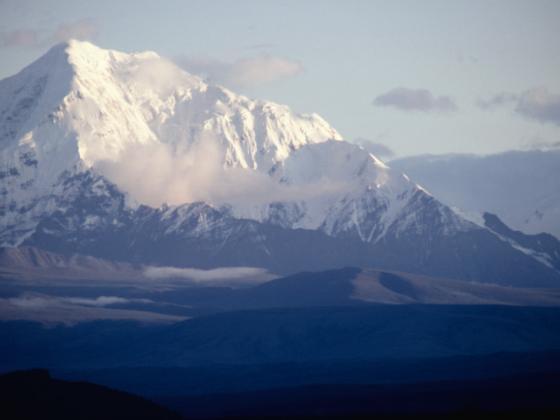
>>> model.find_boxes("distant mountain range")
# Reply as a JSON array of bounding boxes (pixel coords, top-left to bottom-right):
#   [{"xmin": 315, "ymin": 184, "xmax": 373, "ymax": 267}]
[{"xmin": 0, "ymin": 40, "xmax": 559, "ymax": 288}]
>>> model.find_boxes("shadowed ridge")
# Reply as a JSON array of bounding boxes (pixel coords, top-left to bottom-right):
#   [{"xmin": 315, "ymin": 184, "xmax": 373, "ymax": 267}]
[{"xmin": 0, "ymin": 369, "xmax": 180, "ymax": 419}]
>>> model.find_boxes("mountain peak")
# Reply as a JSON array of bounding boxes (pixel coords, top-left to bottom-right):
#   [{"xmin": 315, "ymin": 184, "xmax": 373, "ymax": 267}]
[
  {"xmin": 43, "ymin": 39, "xmax": 161, "ymax": 68},
  {"xmin": 19, "ymin": 40, "xmax": 106, "ymax": 77},
  {"xmin": 0, "ymin": 40, "xmax": 344, "ymax": 246}
]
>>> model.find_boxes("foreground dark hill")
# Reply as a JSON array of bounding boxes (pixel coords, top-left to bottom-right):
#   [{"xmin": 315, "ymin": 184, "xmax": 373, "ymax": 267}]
[
  {"xmin": 120, "ymin": 305, "xmax": 560, "ymax": 366},
  {"xmin": 3, "ymin": 305, "xmax": 560, "ymax": 370},
  {"xmin": 158, "ymin": 372, "xmax": 560, "ymax": 419},
  {"xmin": 0, "ymin": 369, "xmax": 179, "ymax": 419},
  {"xmin": 3, "ymin": 367, "xmax": 559, "ymax": 420},
  {"xmin": 3, "ymin": 306, "xmax": 560, "ymax": 418},
  {"xmin": 58, "ymin": 350, "xmax": 560, "ymax": 397}
]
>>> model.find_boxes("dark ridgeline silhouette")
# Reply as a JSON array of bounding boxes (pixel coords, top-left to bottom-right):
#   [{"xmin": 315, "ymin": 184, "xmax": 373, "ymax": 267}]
[
  {"xmin": 2, "ymin": 368, "xmax": 560, "ymax": 419},
  {"xmin": 0, "ymin": 369, "xmax": 180, "ymax": 420},
  {"xmin": 159, "ymin": 373, "xmax": 560, "ymax": 419}
]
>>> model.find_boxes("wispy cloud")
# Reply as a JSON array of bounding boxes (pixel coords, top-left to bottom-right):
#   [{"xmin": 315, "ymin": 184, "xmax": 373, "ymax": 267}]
[
  {"xmin": 0, "ymin": 18, "xmax": 98, "ymax": 49},
  {"xmin": 94, "ymin": 137, "xmax": 351, "ymax": 208},
  {"xmin": 478, "ymin": 87, "xmax": 560, "ymax": 126},
  {"xmin": 373, "ymin": 87, "xmax": 457, "ymax": 113},
  {"xmin": 245, "ymin": 42, "xmax": 278, "ymax": 51},
  {"xmin": 50, "ymin": 18, "xmax": 99, "ymax": 43},
  {"xmin": 174, "ymin": 54, "xmax": 303, "ymax": 88},
  {"xmin": 0, "ymin": 29, "xmax": 38, "ymax": 47},
  {"xmin": 1, "ymin": 294, "xmax": 182, "ymax": 325},
  {"xmin": 516, "ymin": 87, "xmax": 560, "ymax": 126},
  {"xmin": 7, "ymin": 295, "xmax": 141, "ymax": 308},
  {"xmin": 476, "ymin": 92, "xmax": 518, "ymax": 109}
]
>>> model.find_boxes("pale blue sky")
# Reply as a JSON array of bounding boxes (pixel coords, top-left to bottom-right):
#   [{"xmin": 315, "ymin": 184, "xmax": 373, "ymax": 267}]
[{"xmin": 1, "ymin": 0, "xmax": 559, "ymax": 157}]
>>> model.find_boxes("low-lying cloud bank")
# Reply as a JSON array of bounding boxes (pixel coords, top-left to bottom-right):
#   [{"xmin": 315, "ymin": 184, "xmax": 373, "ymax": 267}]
[
  {"xmin": 0, "ymin": 294, "xmax": 182, "ymax": 325},
  {"xmin": 6, "ymin": 294, "xmax": 149, "ymax": 308},
  {"xmin": 144, "ymin": 266, "xmax": 275, "ymax": 285}
]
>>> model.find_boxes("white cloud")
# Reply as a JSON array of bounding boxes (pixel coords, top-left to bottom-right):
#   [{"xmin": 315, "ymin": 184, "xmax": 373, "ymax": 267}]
[
  {"xmin": 62, "ymin": 296, "xmax": 134, "ymax": 306},
  {"xmin": 174, "ymin": 54, "xmax": 303, "ymax": 88},
  {"xmin": 144, "ymin": 265, "xmax": 275, "ymax": 284},
  {"xmin": 7, "ymin": 295, "xmax": 135, "ymax": 308},
  {"xmin": 94, "ymin": 137, "xmax": 350, "ymax": 208}
]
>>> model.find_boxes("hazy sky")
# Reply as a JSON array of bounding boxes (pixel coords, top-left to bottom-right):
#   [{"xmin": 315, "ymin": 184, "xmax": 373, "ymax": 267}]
[{"xmin": 1, "ymin": 0, "xmax": 559, "ymax": 157}]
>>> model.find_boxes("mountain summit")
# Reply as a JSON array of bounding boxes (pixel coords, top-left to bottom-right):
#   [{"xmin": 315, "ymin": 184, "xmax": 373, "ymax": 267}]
[
  {"xmin": 1, "ymin": 40, "xmax": 341, "ymax": 239},
  {"xmin": 0, "ymin": 41, "xmax": 458, "ymax": 241},
  {"xmin": 1, "ymin": 41, "xmax": 559, "ymax": 286}
]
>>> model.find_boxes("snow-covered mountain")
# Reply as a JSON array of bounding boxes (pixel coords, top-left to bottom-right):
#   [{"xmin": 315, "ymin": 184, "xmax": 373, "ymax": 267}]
[
  {"xmin": 0, "ymin": 40, "xmax": 340, "ymax": 244},
  {"xmin": 1, "ymin": 40, "xmax": 559, "ymax": 286},
  {"xmin": 0, "ymin": 40, "xmax": 463, "ymax": 245},
  {"xmin": 391, "ymin": 150, "xmax": 560, "ymax": 238}
]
